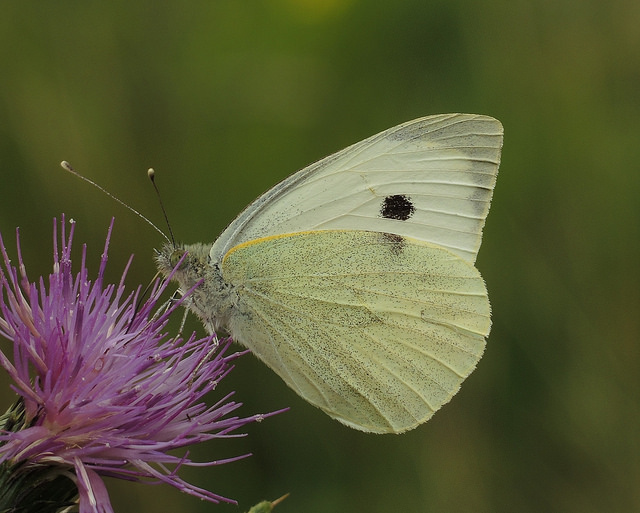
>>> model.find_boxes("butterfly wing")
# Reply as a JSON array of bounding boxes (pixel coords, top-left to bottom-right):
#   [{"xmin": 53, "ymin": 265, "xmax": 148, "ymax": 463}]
[
  {"xmin": 222, "ymin": 230, "xmax": 490, "ymax": 434},
  {"xmin": 211, "ymin": 113, "xmax": 503, "ymax": 264},
  {"xmin": 158, "ymin": 113, "xmax": 503, "ymax": 432}
]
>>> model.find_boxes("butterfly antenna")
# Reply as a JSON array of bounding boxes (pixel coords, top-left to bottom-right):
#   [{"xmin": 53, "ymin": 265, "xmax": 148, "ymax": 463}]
[
  {"xmin": 60, "ymin": 161, "xmax": 171, "ymax": 244},
  {"xmin": 147, "ymin": 168, "xmax": 177, "ymax": 247}
]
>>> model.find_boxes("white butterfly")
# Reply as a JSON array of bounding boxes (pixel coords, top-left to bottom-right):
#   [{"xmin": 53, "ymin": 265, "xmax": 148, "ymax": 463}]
[{"xmin": 156, "ymin": 113, "xmax": 503, "ymax": 434}]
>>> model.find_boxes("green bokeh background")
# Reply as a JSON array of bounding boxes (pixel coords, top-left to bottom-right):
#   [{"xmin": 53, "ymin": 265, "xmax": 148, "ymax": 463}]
[{"xmin": 1, "ymin": 1, "xmax": 639, "ymax": 512}]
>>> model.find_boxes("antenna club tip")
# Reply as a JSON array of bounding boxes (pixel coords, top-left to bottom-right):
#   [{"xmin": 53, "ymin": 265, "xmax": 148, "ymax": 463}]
[
  {"xmin": 61, "ymin": 161, "xmax": 73, "ymax": 171},
  {"xmin": 148, "ymin": 168, "xmax": 155, "ymax": 177}
]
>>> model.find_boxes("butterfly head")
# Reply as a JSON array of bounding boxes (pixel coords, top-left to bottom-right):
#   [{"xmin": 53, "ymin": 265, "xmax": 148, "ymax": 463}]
[
  {"xmin": 155, "ymin": 242, "xmax": 212, "ymax": 292},
  {"xmin": 155, "ymin": 242, "xmax": 232, "ymax": 333}
]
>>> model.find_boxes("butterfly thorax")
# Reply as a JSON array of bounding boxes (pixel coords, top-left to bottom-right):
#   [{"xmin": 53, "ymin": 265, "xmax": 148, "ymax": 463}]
[{"xmin": 155, "ymin": 242, "xmax": 236, "ymax": 333}]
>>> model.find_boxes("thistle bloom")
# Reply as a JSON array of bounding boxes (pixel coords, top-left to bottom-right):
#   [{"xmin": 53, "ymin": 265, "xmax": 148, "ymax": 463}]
[{"xmin": 0, "ymin": 217, "xmax": 281, "ymax": 513}]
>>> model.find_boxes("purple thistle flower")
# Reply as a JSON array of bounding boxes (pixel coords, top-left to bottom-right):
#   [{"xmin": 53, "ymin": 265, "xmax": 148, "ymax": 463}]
[{"xmin": 0, "ymin": 216, "xmax": 282, "ymax": 513}]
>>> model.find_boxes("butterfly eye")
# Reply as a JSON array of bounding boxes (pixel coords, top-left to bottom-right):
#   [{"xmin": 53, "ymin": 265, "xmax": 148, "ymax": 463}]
[{"xmin": 169, "ymin": 249, "xmax": 187, "ymax": 269}]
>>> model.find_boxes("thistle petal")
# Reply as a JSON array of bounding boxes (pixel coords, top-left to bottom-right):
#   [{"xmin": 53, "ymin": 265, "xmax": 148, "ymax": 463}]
[{"xmin": 0, "ymin": 216, "xmax": 285, "ymax": 512}]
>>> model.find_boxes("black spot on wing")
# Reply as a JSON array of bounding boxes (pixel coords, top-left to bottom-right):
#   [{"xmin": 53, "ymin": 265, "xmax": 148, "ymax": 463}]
[
  {"xmin": 381, "ymin": 232, "xmax": 406, "ymax": 256},
  {"xmin": 380, "ymin": 194, "xmax": 415, "ymax": 221}
]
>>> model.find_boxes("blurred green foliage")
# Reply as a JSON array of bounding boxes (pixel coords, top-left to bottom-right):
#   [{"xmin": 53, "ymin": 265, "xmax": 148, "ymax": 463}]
[{"xmin": 1, "ymin": 1, "xmax": 640, "ymax": 512}]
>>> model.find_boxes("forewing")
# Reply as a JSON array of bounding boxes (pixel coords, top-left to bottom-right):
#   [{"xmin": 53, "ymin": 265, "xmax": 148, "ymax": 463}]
[
  {"xmin": 222, "ymin": 230, "xmax": 490, "ymax": 433},
  {"xmin": 212, "ymin": 114, "xmax": 503, "ymax": 264}
]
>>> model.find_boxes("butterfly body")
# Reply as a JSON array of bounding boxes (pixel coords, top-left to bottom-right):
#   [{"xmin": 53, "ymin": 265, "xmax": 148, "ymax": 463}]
[{"xmin": 156, "ymin": 113, "xmax": 503, "ymax": 433}]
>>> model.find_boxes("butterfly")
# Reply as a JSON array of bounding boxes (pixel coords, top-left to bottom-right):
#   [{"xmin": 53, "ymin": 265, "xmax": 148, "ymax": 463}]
[{"xmin": 156, "ymin": 113, "xmax": 503, "ymax": 434}]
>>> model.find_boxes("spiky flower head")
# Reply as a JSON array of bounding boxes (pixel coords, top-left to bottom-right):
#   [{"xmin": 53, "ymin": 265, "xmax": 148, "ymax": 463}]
[{"xmin": 0, "ymin": 217, "xmax": 280, "ymax": 513}]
